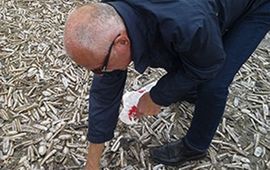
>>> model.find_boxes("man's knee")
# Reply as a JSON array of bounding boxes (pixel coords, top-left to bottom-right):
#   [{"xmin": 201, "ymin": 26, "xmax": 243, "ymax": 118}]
[{"xmin": 199, "ymin": 80, "xmax": 230, "ymax": 98}]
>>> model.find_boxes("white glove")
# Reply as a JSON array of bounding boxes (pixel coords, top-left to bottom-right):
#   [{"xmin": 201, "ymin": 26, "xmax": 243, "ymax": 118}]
[{"xmin": 119, "ymin": 81, "xmax": 157, "ymax": 125}]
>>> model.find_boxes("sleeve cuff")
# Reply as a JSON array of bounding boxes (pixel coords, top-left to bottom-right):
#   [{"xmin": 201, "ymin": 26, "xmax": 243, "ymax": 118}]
[
  {"xmin": 149, "ymin": 87, "xmax": 171, "ymax": 107},
  {"xmin": 87, "ymin": 132, "xmax": 114, "ymax": 144}
]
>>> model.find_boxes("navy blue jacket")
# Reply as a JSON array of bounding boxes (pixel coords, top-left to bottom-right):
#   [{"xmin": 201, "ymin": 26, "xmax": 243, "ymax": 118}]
[{"xmin": 88, "ymin": 0, "xmax": 268, "ymax": 143}]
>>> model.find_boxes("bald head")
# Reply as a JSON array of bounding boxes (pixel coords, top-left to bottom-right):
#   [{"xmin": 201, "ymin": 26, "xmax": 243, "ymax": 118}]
[{"xmin": 64, "ymin": 3, "xmax": 126, "ymax": 69}]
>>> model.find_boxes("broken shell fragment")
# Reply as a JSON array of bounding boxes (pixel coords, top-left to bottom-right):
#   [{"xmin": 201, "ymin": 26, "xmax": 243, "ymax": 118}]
[
  {"xmin": 2, "ymin": 138, "xmax": 10, "ymax": 154},
  {"xmin": 38, "ymin": 141, "xmax": 47, "ymax": 156},
  {"xmin": 254, "ymin": 146, "xmax": 263, "ymax": 157}
]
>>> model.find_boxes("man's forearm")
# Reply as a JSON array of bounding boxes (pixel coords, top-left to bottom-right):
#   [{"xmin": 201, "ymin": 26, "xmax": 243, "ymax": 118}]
[{"xmin": 85, "ymin": 143, "xmax": 104, "ymax": 170}]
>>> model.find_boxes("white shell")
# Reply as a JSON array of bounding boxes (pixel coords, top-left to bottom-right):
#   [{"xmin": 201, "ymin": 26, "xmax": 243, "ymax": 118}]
[
  {"xmin": 63, "ymin": 147, "xmax": 69, "ymax": 155},
  {"xmin": 38, "ymin": 145, "xmax": 47, "ymax": 156},
  {"xmin": 254, "ymin": 146, "xmax": 263, "ymax": 157}
]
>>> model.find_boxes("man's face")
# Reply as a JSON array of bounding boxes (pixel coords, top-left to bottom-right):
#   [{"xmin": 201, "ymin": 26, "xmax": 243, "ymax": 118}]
[
  {"xmin": 64, "ymin": 3, "xmax": 132, "ymax": 75},
  {"xmin": 64, "ymin": 18, "xmax": 131, "ymax": 74},
  {"xmin": 90, "ymin": 34, "xmax": 121, "ymax": 74},
  {"xmin": 88, "ymin": 33, "xmax": 132, "ymax": 74}
]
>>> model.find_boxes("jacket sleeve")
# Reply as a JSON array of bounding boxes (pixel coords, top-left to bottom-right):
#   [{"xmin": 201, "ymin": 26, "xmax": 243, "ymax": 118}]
[
  {"xmin": 87, "ymin": 70, "xmax": 127, "ymax": 143},
  {"xmin": 150, "ymin": 69, "xmax": 199, "ymax": 106},
  {"xmin": 150, "ymin": 18, "xmax": 226, "ymax": 106}
]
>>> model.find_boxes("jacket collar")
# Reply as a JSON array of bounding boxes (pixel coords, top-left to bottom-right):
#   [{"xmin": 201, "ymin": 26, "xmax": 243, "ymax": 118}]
[{"xmin": 107, "ymin": 1, "xmax": 148, "ymax": 73}]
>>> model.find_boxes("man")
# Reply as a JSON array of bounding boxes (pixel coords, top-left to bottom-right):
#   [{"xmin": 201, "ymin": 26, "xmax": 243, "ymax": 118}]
[{"xmin": 64, "ymin": 0, "xmax": 270, "ymax": 169}]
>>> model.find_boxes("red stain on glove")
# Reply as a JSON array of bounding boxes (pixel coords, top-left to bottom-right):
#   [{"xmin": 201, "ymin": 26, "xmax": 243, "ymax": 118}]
[{"xmin": 128, "ymin": 106, "xmax": 141, "ymax": 120}]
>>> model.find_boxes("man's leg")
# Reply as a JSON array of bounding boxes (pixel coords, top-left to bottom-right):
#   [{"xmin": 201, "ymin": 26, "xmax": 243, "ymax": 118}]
[
  {"xmin": 185, "ymin": 1, "xmax": 270, "ymax": 151},
  {"xmin": 85, "ymin": 143, "xmax": 104, "ymax": 170},
  {"xmin": 151, "ymin": 1, "xmax": 270, "ymax": 166}
]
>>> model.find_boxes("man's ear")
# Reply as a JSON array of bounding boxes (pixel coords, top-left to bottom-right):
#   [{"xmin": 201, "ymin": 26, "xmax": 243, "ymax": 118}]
[{"xmin": 114, "ymin": 33, "xmax": 130, "ymax": 50}]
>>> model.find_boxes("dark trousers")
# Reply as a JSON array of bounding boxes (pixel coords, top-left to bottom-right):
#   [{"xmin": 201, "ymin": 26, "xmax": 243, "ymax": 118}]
[{"xmin": 184, "ymin": 1, "xmax": 270, "ymax": 151}]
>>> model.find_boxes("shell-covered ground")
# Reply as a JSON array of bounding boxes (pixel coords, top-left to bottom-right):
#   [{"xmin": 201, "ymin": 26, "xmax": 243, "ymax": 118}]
[{"xmin": 0, "ymin": 0, "xmax": 270, "ymax": 170}]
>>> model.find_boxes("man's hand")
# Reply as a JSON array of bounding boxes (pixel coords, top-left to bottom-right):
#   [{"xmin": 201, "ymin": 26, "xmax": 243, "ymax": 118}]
[{"xmin": 137, "ymin": 92, "xmax": 161, "ymax": 116}]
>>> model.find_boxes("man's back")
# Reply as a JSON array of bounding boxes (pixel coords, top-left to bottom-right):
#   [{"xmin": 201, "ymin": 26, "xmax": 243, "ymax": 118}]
[
  {"xmin": 215, "ymin": 0, "xmax": 268, "ymax": 32},
  {"xmin": 105, "ymin": 0, "xmax": 268, "ymax": 33}
]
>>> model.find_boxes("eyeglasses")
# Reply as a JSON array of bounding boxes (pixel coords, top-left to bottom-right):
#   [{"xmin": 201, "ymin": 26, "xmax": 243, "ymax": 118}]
[{"xmin": 91, "ymin": 34, "xmax": 121, "ymax": 74}]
